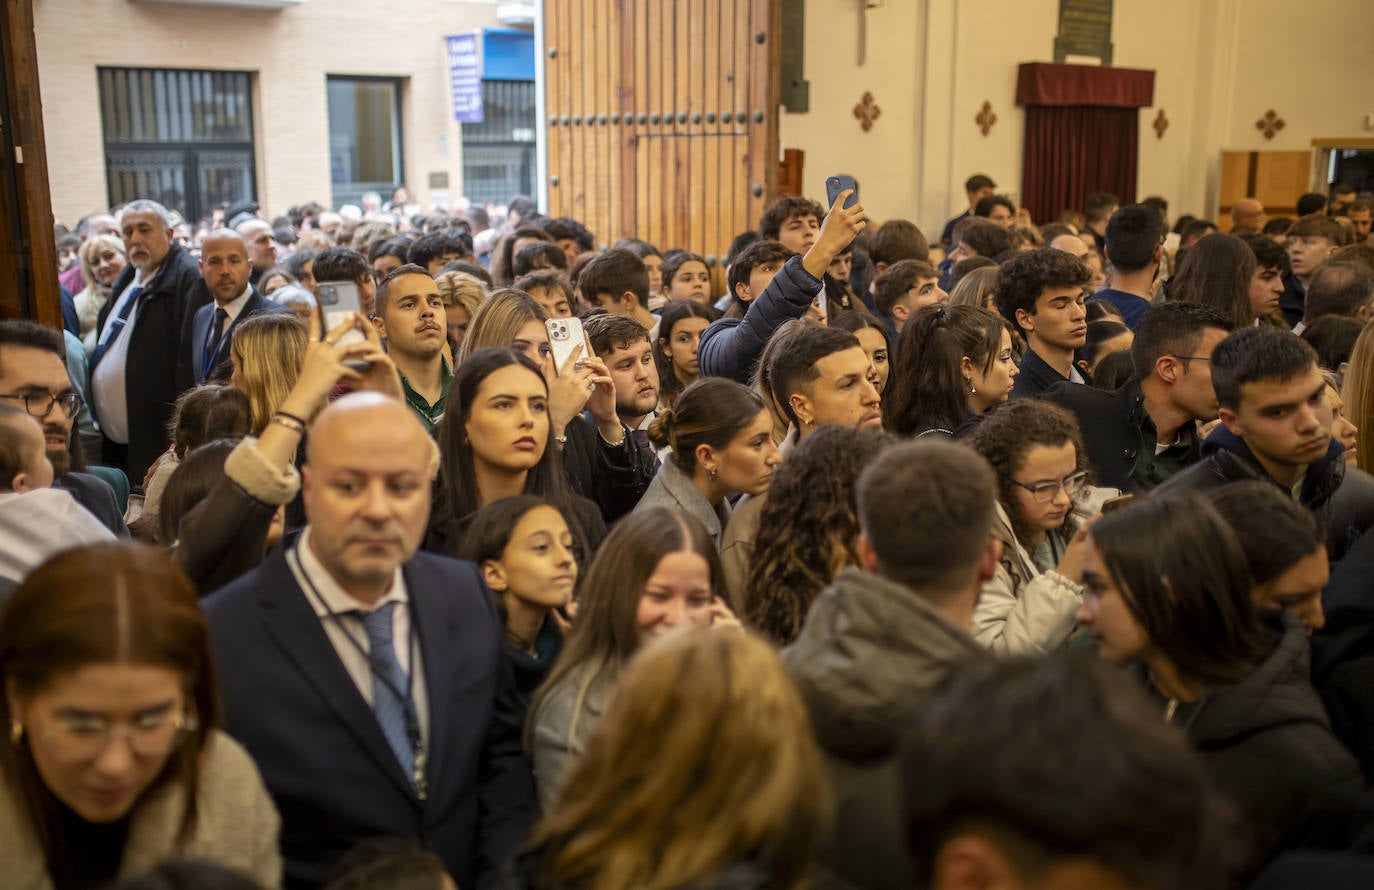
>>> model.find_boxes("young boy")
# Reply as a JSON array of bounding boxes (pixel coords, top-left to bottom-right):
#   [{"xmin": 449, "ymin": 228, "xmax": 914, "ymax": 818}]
[
  {"xmin": 1282, "ymin": 213, "xmax": 1348, "ymax": 328},
  {"xmin": 0, "ymin": 406, "xmax": 113, "ymax": 584}
]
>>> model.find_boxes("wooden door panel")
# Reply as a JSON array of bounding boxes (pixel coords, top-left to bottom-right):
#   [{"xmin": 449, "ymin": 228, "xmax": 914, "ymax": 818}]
[{"xmin": 543, "ymin": 0, "xmax": 779, "ymax": 293}]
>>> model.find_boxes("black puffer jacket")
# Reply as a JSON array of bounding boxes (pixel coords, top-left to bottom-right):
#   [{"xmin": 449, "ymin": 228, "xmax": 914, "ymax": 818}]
[
  {"xmin": 1155, "ymin": 427, "xmax": 1374, "ymax": 562},
  {"xmin": 1180, "ymin": 619, "xmax": 1364, "ymax": 877}
]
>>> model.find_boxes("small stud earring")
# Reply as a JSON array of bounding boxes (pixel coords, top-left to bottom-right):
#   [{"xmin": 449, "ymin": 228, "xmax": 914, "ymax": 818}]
[
  {"xmin": 9, "ymin": 720, "xmax": 22, "ymax": 747},
  {"xmin": 708, "ymin": 467, "xmax": 718, "ymax": 481}
]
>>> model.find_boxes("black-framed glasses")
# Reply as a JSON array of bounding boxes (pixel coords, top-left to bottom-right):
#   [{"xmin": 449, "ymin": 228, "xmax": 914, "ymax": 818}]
[
  {"xmin": 1013, "ymin": 470, "xmax": 1088, "ymax": 504},
  {"xmin": 0, "ymin": 392, "xmax": 83, "ymax": 420}
]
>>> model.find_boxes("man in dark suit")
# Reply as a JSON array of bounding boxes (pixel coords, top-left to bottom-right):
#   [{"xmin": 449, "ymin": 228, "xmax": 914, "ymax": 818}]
[
  {"xmin": 90, "ymin": 199, "xmax": 207, "ymax": 483},
  {"xmin": 204, "ymin": 393, "xmax": 533, "ymax": 890},
  {"xmin": 182, "ymin": 228, "xmax": 290, "ymax": 388}
]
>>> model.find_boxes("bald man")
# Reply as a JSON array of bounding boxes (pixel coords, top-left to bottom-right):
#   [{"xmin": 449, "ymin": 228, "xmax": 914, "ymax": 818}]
[
  {"xmin": 1230, "ymin": 198, "xmax": 1267, "ymax": 235},
  {"xmin": 182, "ymin": 228, "xmax": 290, "ymax": 387},
  {"xmin": 205, "ymin": 393, "xmax": 534, "ymax": 889},
  {"xmin": 236, "ymin": 217, "xmax": 279, "ymax": 286}
]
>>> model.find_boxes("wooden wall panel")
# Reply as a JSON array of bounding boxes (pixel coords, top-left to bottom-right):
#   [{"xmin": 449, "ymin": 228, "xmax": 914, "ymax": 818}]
[
  {"xmin": 1218, "ymin": 149, "xmax": 1314, "ymax": 220},
  {"xmin": 543, "ymin": 0, "xmax": 780, "ymax": 294}
]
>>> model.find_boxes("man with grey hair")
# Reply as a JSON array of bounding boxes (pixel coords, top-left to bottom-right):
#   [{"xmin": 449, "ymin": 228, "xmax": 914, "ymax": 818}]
[
  {"xmin": 91, "ymin": 198, "xmax": 207, "ymax": 482},
  {"xmin": 785, "ymin": 439, "xmax": 1000, "ymax": 890}
]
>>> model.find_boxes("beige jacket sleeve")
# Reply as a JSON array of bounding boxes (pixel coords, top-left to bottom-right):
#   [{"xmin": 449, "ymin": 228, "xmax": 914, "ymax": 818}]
[{"xmin": 973, "ymin": 566, "xmax": 1084, "ymax": 654}]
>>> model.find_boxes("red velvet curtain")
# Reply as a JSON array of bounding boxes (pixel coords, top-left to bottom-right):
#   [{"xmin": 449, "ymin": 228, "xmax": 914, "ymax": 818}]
[
  {"xmin": 1021, "ymin": 105, "xmax": 1140, "ymax": 224},
  {"xmin": 1016, "ymin": 63, "xmax": 1155, "ymax": 224}
]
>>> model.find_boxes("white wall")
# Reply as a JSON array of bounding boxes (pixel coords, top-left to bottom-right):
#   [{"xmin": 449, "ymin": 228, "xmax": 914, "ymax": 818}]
[{"xmin": 779, "ymin": 0, "xmax": 1374, "ymax": 236}]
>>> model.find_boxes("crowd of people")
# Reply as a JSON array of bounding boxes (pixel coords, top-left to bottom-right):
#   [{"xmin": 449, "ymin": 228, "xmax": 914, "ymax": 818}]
[{"xmin": 4, "ymin": 174, "xmax": 1374, "ymax": 890}]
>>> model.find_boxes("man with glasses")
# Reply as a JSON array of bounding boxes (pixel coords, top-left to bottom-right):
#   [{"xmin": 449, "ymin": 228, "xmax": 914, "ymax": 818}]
[
  {"xmin": 0, "ymin": 320, "xmax": 128, "ymax": 535},
  {"xmin": 1046, "ymin": 303, "xmax": 1233, "ymax": 492}
]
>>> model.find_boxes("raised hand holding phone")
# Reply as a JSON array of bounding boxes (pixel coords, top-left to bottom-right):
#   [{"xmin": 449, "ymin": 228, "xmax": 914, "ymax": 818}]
[{"xmin": 803, "ymin": 184, "xmax": 867, "ymax": 279}]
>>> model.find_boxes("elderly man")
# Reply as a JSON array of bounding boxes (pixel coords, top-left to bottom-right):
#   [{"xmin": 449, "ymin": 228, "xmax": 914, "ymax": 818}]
[
  {"xmin": 90, "ymin": 198, "xmax": 206, "ymax": 482},
  {"xmin": 204, "ymin": 393, "xmax": 533, "ymax": 890}
]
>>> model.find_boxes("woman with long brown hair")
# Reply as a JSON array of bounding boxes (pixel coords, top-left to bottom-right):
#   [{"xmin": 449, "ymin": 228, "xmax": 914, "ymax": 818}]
[
  {"xmin": 0, "ymin": 543, "xmax": 280, "ymax": 888},
  {"xmin": 515, "ymin": 628, "xmax": 824, "ymax": 890}
]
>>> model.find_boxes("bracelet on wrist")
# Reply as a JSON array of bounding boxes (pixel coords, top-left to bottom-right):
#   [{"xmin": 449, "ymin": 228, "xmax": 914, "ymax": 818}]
[
  {"xmin": 555, "ymin": 434, "xmax": 568, "ymax": 451},
  {"xmin": 599, "ymin": 424, "xmax": 627, "ymax": 448},
  {"xmin": 270, "ymin": 412, "xmax": 308, "ymax": 435},
  {"xmin": 274, "ymin": 409, "xmax": 310, "ymax": 427}
]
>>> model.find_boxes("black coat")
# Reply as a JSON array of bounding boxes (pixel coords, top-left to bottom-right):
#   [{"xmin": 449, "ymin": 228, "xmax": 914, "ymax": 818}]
[
  {"xmin": 204, "ymin": 547, "xmax": 535, "ymax": 890},
  {"xmin": 1043, "ymin": 378, "xmax": 1201, "ymax": 492},
  {"xmin": 1010, "ymin": 346, "xmax": 1084, "ymax": 401},
  {"xmin": 1178, "ymin": 621, "xmax": 1364, "ymax": 877},
  {"xmin": 53, "ymin": 471, "xmax": 129, "ymax": 538},
  {"xmin": 698, "ymin": 256, "xmax": 823, "ymax": 384},
  {"xmin": 1311, "ymin": 526, "xmax": 1374, "ymax": 781},
  {"xmin": 1155, "ymin": 427, "xmax": 1374, "ymax": 563},
  {"xmin": 93, "ymin": 242, "xmax": 208, "ymax": 482}
]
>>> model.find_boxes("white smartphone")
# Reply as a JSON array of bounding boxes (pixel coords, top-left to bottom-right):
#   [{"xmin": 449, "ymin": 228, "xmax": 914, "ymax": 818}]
[
  {"xmin": 316, "ymin": 280, "xmax": 371, "ymax": 369},
  {"xmin": 546, "ymin": 316, "xmax": 587, "ymax": 374}
]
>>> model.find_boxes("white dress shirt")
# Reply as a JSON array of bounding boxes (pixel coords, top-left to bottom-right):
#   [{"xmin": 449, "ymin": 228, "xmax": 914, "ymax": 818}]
[{"xmin": 286, "ymin": 527, "xmax": 430, "ymax": 747}]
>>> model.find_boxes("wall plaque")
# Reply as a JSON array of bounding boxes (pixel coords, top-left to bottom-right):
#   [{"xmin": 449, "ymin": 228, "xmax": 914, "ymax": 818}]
[{"xmin": 1054, "ymin": 0, "xmax": 1113, "ymax": 64}]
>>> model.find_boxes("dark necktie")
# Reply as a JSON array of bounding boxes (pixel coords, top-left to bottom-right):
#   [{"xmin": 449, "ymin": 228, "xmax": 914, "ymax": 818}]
[
  {"xmin": 203, "ymin": 307, "xmax": 229, "ymax": 377},
  {"xmin": 632, "ymin": 427, "xmax": 661, "ymax": 473},
  {"xmin": 356, "ymin": 602, "xmax": 418, "ymax": 785}
]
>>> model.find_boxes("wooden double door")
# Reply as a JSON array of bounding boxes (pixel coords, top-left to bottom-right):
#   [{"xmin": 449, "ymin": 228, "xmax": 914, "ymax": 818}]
[{"xmin": 543, "ymin": 0, "xmax": 780, "ymax": 285}]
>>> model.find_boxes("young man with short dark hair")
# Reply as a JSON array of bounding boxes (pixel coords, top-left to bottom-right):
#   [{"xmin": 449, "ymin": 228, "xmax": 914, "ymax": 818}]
[
  {"xmin": 940, "ymin": 173, "xmax": 997, "ymax": 247},
  {"xmin": 1088, "ymin": 203, "xmax": 1166, "ymax": 329},
  {"xmin": 409, "ymin": 231, "xmax": 472, "ymax": 275},
  {"xmin": 1282, "ymin": 213, "xmax": 1349, "ymax": 328},
  {"xmin": 873, "ymin": 259, "xmax": 943, "ymax": 335},
  {"xmin": 1081, "ymin": 191, "xmax": 1120, "ymax": 253},
  {"xmin": 726, "ymin": 240, "xmax": 795, "ymax": 316},
  {"xmin": 514, "ymin": 269, "xmax": 575, "ymax": 319},
  {"xmin": 371, "ymin": 264, "xmax": 450, "ymax": 429},
  {"xmin": 700, "ymin": 191, "xmax": 867, "ymax": 383},
  {"xmin": 1156, "ymin": 327, "xmax": 1374, "ymax": 563},
  {"xmin": 1046, "ymin": 302, "xmax": 1233, "ymax": 492},
  {"xmin": 1239, "ymin": 232, "xmax": 1289, "ymax": 323},
  {"xmin": 542, "ymin": 217, "xmax": 596, "ymax": 259},
  {"xmin": 758, "ymin": 194, "xmax": 826, "ymax": 255},
  {"xmin": 973, "ymin": 194, "xmax": 1015, "ymax": 227},
  {"xmin": 512, "ymin": 241, "xmax": 568, "ymax": 278},
  {"xmin": 995, "ymin": 248, "xmax": 1091, "ymax": 398},
  {"xmin": 899, "ymin": 656, "xmax": 1229, "ymax": 890},
  {"xmin": 785, "ymin": 439, "xmax": 1000, "ymax": 890},
  {"xmin": 313, "ymin": 246, "xmax": 377, "ymax": 316},
  {"xmin": 578, "ymin": 249, "xmax": 654, "ymax": 329},
  {"xmin": 584, "ymin": 313, "xmax": 659, "ymax": 442}
]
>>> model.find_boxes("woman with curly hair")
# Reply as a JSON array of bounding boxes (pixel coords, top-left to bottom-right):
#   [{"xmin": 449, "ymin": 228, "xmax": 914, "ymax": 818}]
[
  {"xmin": 742, "ymin": 427, "xmax": 892, "ymax": 646},
  {"xmin": 967, "ymin": 399, "xmax": 1107, "ymax": 653}
]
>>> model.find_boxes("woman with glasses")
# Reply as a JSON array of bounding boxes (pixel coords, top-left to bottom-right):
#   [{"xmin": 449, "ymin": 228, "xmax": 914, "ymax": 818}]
[
  {"xmin": 968, "ymin": 399, "xmax": 1107, "ymax": 653},
  {"xmin": 0, "ymin": 542, "xmax": 281, "ymax": 888}
]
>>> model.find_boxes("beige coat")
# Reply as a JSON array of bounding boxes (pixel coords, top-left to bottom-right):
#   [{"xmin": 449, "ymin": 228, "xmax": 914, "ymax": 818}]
[{"xmin": 0, "ymin": 730, "xmax": 281, "ymax": 889}]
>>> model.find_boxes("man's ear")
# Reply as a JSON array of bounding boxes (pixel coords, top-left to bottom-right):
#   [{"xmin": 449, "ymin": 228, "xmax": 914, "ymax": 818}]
[
  {"xmin": 482, "ymin": 560, "xmax": 508, "ymax": 592},
  {"xmin": 978, "ymin": 537, "xmax": 1002, "ymax": 584},
  {"xmin": 931, "ymin": 832, "xmax": 1017, "ymax": 890},
  {"xmin": 734, "ymin": 280, "xmax": 753, "ymax": 304},
  {"xmin": 856, "ymin": 531, "xmax": 879, "ymax": 573},
  {"xmin": 371, "ymin": 315, "xmax": 387, "ymax": 337},
  {"xmin": 1154, "ymin": 354, "xmax": 1180, "ymax": 385},
  {"xmin": 1218, "ymin": 406, "xmax": 1243, "ymax": 437},
  {"xmin": 874, "ymin": 261, "xmax": 890, "ymax": 278},
  {"xmin": 619, "ymin": 290, "xmax": 639, "ymax": 310},
  {"xmin": 789, "ymin": 391, "xmax": 815, "ymax": 428},
  {"xmin": 1014, "ymin": 307, "xmax": 1035, "ymax": 336},
  {"xmin": 891, "ymin": 302, "xmax": 910, "ymax": 324}
]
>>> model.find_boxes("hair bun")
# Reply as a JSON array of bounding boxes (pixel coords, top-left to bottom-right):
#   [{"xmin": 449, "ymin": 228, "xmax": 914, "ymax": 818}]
[{"xmin": 647, "ymin": 408, "xmax": 674, "ymax": 450}]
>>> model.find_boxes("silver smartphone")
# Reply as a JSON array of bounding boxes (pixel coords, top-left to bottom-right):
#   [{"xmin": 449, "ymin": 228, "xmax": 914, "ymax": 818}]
[
  {"xmin": 546, "ymin": 316, "xmax": 587, "ymax": 374},
  {"xmin": 316, "ymin": 280, "xmax": 371, "ymax": 370}
]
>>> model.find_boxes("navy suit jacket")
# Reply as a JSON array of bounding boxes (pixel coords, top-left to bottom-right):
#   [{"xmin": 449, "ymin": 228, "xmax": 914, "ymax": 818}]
[
  {"xmin": 184, "ymin": 288, "xmax": 287, "ymax": 386},
  {"xmin": 203, "ymin": 546, "xmax": 534, "ymax": 890}
]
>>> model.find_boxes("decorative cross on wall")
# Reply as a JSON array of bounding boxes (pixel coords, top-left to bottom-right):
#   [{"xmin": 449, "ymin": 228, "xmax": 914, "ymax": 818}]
[
  {"xmin": 854, "ymin": 92, "xmax": 881, "ymax": 132},
  {"xmin": 976, "ymin": 101, "xmax": 997, "ymax": 137},
  {"xmin": 1153, "ymin": 109, "xmax": 1169, "ymax": 139},
  {"xmin": 1255, "ymin": 109, "xmax": 1286, "ymax": 140}
]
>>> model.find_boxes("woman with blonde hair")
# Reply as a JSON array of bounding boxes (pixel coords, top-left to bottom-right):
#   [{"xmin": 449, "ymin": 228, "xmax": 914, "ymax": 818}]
[
  {"xmin": 514, "ymin": 627, "xmax": 825, "ymax": 890},
  {"xmin": 229, "ymin": 314, "xmax": 308, "ymax": 433},
  {"xmin": 1343, "ymin": 322, "xmax": 1374, "ymax": 472},
  {"xmin": 434, "ymin": 269, "xmax": 487, "ymax": 354},
  {"xmin": 73, "ymin": 234, "xmax": 127, "ymax": 353}
]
